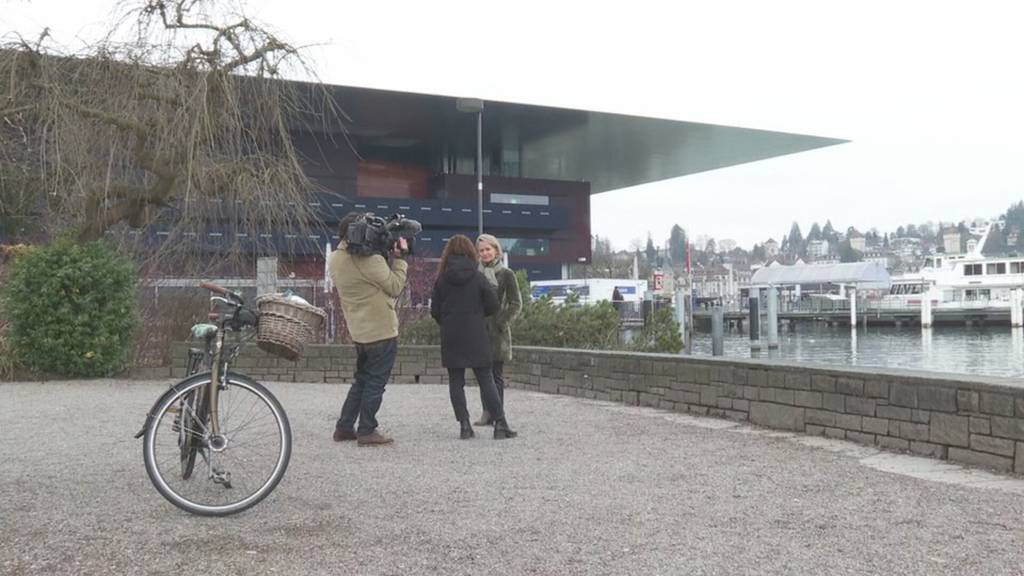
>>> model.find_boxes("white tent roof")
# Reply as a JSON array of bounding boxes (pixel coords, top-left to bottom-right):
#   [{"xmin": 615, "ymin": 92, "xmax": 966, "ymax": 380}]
[{"xmin": 749, "ymin": 261, "xmax": 890, "ymax": 288}]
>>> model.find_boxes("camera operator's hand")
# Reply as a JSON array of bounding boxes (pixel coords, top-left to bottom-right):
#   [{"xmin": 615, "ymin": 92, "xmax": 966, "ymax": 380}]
[{"xmin": 391, "ymin": 237, "xmax": 409, "ymax": 258}]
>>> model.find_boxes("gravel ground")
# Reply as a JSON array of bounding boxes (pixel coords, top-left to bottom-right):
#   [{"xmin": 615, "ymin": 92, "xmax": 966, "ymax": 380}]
[{"xmin": 3, "ymin": 379, "xmax": 1024, "ymax": 576}]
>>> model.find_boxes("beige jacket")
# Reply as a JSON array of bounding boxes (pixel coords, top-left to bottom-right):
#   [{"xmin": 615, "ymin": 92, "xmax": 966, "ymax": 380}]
[{"xmin": 328, "ymin": 247, "xmax": 408, "ymax": 344}]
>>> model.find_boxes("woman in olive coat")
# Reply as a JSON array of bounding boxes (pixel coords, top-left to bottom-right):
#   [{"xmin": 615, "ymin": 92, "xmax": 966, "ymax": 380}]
[
  {"xmin": 474, "ymin": 234, "xmax": 523, "ymax": 426},
  {"xmin": 431, "ymin": 235, "xmax": 517, "ymax": 440}
]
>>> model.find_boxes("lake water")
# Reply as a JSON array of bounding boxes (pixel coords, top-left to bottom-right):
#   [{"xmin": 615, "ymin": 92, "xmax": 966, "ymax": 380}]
[{"xmin": 688, "ymin": 324, "xmax": 1024, "ymax": 380}]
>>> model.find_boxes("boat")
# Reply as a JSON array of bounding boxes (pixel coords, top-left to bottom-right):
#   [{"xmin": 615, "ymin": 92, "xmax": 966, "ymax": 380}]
[{"xmin": 882, "ymin": 222, "xmax": 1024, "ymax": 310}]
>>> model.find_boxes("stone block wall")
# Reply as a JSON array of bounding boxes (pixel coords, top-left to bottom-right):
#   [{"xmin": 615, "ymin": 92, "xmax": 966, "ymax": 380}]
[
  {"xmin": 505, "ymin": 347, "xmax": 1024, "ymax": 475},
  {"xmin": 164, "ymin": 342, "xmax": 448, "ymax": 384}
]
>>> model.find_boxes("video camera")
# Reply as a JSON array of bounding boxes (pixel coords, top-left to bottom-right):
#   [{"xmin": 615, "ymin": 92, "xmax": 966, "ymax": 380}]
[{"xmin": 344, "ymin": 212, "xmax": 422, "ymax": 257}]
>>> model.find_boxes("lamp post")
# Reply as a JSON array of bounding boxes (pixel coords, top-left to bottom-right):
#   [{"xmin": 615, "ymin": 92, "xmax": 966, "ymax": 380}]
[{"xmin": 456, "ymin": 97, "xmax": 485, "ymax": 236}]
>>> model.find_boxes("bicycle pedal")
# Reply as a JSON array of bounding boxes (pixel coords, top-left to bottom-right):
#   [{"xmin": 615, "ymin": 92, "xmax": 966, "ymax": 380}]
[{"xmin": 211, "ymin": 468, "xmax": 232, "ymax": 488}]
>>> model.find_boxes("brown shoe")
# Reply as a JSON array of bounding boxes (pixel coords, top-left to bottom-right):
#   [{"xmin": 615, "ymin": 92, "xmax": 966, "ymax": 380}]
[
  {"xmin": 333, "ymin": 429, "xmax": 357, "ymax": 442},
  {"xmin": 357, "ymin": 431, "xmax": 394, "ymax": 446}
]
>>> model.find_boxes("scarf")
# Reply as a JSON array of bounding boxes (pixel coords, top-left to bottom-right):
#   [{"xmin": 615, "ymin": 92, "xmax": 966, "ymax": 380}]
[{"xmin": 480, "ymin": 258, "xmax": 504, "ymax": 288}]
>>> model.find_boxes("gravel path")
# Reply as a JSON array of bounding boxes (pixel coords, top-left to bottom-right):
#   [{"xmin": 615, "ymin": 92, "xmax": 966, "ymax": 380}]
[{"xmin": 3, "ymin": 379, "xmax": 1024, "ymax": 576}]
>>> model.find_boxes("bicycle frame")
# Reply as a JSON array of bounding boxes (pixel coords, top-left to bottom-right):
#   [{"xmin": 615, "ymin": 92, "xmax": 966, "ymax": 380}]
[
  {"xmin": 135, "ymin": 284, "xmax": 254, "ymax": 441},
  {"xmin": 203, "ymin": 294, "xmax": 253, "ymax": 441}
]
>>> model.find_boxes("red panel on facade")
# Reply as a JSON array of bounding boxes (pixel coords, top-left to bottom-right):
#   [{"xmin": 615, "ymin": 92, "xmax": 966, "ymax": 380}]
[{"xmin": 357, "ymin": 162, "xmax": 430, "ymax": 199}]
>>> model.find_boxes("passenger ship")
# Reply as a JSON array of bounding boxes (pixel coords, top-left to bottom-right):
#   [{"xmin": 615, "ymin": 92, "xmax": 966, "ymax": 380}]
[{"xmin": 883, "ymin": 224, "xmax": 1024, "ymax": 308}]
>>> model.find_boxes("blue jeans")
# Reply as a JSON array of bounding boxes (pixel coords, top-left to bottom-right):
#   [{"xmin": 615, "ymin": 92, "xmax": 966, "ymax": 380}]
[{"xmin": 337, "ymin": 338, "xmax": 397, "ymax": 436}]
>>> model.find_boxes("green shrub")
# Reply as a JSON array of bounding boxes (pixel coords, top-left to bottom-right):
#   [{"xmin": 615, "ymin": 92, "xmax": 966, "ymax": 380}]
[
  {"xmin": 401, "ymin": 311, "xmax": 440, "ymax": 345},
  {"xmin": 630, "ymin": 307, "xmax": 684, "ymax": 353},
  {"xmin": 3, "ymin": 240, "xmax": 137, "ymax": 377},
  {"xmin": 514, "ymin": 297, "xmax": 621, "ymax": 350},
  {"xmin": 0, "ymin": 319, "xmax": 13, "ymax": 380}
]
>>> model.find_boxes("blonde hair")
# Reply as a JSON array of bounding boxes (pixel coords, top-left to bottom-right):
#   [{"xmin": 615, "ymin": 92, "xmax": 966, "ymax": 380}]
[{"xmin": 476, "ymin": 234, "xmax": 504, "ymax": 259}]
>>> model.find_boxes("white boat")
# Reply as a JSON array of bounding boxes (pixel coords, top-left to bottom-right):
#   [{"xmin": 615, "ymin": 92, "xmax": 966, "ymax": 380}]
[{"xmin": 882, "ymin": 222, "xmax": 1023, "ymax": 310}]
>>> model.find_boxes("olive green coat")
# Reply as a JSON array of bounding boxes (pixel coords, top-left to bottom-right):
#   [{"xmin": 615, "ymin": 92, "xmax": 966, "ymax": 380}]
[{"xmin": 486, "ymin": 266, "xmax": 523, "ymax": 362}]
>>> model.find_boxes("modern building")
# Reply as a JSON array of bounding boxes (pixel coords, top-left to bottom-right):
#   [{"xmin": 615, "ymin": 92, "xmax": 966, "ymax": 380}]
[{"xmin": 146, "ymin": 82, "xmax": 844, "ymax": 281}]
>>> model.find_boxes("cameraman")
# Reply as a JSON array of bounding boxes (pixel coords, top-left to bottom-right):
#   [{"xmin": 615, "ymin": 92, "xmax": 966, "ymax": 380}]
[{"xmin": 328, "ymin": 212, "xmax": 409, "ymax": 446}]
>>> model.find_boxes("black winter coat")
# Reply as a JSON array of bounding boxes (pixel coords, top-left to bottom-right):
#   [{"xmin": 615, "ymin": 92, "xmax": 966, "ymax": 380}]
[{"xmin": 431, "ymin": 255, "xmax": 500, "ymax": 369}]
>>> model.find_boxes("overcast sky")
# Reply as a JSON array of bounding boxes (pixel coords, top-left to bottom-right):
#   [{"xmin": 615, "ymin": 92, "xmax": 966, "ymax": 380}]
[{"xmin": 6, "ymin": 0, "xmax": 1024, "ymax": 250}]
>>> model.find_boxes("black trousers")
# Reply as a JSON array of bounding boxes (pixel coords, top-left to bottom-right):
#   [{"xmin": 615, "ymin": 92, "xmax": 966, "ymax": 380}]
[
  {"xmin": 478, "ymin": 361, "xmax": 505, "ymax": 411},
  {"xmin": 337, "ymin": 338, "xmax": 397, "ymax": 436},
  {"xmin": 449, "ymin": 366, "xmax": 504, "ymax": 423}
]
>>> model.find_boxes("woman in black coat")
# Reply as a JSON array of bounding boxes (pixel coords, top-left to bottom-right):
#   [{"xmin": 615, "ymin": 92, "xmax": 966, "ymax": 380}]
[{"xmin": 431, "ymin": 235, "xmax": 517, "ymax": 440}]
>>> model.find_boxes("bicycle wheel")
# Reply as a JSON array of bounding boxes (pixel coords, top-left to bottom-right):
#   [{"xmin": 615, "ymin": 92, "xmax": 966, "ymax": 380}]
[{"xmin": 143, "ymin": 373, "xmax": 291, "ymax": 516}]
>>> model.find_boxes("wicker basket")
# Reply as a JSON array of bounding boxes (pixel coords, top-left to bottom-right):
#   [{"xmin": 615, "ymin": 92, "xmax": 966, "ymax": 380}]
[{"xmin": 255, "ymin": 295, "xmax": 327, "ymax": 361}]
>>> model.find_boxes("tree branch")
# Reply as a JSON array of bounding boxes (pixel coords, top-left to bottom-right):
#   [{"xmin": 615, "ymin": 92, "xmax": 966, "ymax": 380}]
[
  {"xmin": 0, "ymin": 104, "xmax": 36, "ymax": 117},
  {"xmin": 79, "ymin": 176, "xmax": 177, "ymax": 241}
]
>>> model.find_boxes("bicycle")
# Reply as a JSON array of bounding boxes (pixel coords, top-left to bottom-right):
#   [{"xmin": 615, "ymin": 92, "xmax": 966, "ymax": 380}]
[{"xmin": 135, "ymin": 282, "xmax": 292, "ymax": 516}]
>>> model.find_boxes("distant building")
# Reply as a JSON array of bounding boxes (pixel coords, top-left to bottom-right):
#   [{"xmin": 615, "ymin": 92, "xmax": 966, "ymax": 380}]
[
  {"xmin": 692, "ymin": 263, "xmax": 750, "ymax": 304},
  {"xmin": 892, "ymin": 237, "xmax": 921, "ymax": 258},
  {"xmin": 764, "ymin": 238, "xmax": 780, "ymax": 257},
  {"xmin": 862, "ymin": 251, "xmax": 890, "ymax": 268},
  {"xmin": 942, "ymin": 228, "xmax": 961, "ymax": 254},
  {"xmin": 807, "ymin": 239, "xmax": 830, "ymax": 258},
  {"xmin": 848, "ymin": 229, "xmax": 866, "ymax": 252}
]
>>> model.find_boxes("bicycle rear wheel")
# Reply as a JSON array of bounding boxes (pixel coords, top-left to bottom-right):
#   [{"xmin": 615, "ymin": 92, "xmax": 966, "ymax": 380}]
[{"xmin": 143, "ymin": 373, "xmax": 291, "ymax": 516}]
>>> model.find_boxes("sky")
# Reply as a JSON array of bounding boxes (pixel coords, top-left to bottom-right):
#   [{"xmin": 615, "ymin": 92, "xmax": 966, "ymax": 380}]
[{"xmin": 5, "ymin": 0, "xmax": 1024, "ymax": 250}]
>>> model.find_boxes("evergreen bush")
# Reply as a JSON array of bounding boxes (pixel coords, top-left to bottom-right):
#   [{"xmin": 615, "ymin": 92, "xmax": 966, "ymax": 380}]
[
  {"xmin": 3, "ymin": 240, "xmax": 137, "ymax": 377},
  {"xmin": 629, "ymin": 307, "xmax": 684, "ymax": 353}
]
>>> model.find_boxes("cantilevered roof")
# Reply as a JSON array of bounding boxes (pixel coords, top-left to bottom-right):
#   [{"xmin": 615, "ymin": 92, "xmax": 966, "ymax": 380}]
[
  {"xmin": 750, "ymin": 262, "xmax": 890, "ymax": 288},
  {"xmin": 300, "ymin": 83, "xmax": 847, "ymax": 194}
]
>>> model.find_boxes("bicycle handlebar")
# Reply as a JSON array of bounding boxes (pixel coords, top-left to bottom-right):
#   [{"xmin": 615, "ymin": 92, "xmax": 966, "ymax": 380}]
[
  {"xmin": 200, "ymin": 282, "xmax": 244, "ymax": 303},
  {"xmin": 200, "ymin": 281, "xmax": 230, "ymax": 295}
]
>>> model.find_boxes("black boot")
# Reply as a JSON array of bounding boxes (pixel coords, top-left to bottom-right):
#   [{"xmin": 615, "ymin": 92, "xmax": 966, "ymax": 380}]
[
  {"xmin": 460, "ymin": 420, "xmax": 475, "ymax": 440},
  {"xmin": 493, "ymin": 418, "xmax": 517, "ymax": 440}
]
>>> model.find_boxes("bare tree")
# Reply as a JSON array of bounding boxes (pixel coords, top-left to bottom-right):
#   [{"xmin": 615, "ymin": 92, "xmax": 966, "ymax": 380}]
[{"xmin": 0, "ymin": 0, "xmax": 342, "ymax": 272}]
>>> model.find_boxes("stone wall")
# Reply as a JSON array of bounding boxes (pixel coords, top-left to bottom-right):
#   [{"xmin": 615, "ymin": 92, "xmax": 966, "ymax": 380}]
[
  {"xmin": 157, "ymin": 342, "xmax": 447, "ymax": 384},
  {"xmin": 505, "ymin": 347, "xmax": 1024, "ymax": 475},
  {"xmin": 145, "ymin": 343, "xmax": 1024, "ymax": 474}
]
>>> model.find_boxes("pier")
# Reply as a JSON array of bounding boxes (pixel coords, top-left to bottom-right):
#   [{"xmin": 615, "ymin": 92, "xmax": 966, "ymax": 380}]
[{"xmin": 692, "ymin": 301, "xmax": 1016, "ymax": 329}]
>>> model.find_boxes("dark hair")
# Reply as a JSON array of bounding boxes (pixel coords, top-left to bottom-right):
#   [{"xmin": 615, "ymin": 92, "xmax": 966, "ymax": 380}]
[
  {"xmin": 338, "ymin": 212, "xmax": 363, "ymax": 240},
  {"xmin": 438, "ymin": 234, "xmax": 478, "ymax": 275}
]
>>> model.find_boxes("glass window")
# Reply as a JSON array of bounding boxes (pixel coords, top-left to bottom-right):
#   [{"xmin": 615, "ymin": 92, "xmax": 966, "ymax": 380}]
[
  {"xmin": 1012, "ymin": 262, "xmax": 1024, "ymax": 274},
  {"xmin": 987, "ymin": 263, "xmax": 1007, "ymax": 275},
  {"xmin": 490, "ymin": 193, "xmax": 549, "ymax": 206},
  {"xmin": 963, "ymin": 264, "xmax": 983, "ymax": 276},
  {"xmin": 499, "ymin": 237, "xmax": 549, "ymax": 257}
]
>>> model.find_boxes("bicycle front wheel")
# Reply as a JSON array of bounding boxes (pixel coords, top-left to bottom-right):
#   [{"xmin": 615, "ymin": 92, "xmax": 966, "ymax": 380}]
[{"xmin": 143, "ymin": 373, "xmax": 291, "ymax": 516}]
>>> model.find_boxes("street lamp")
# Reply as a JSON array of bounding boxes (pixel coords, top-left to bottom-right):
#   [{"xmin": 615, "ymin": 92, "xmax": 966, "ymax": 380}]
[{"xmin": 456, "ymin": 97, "xmax": 484, "ymax": 236}]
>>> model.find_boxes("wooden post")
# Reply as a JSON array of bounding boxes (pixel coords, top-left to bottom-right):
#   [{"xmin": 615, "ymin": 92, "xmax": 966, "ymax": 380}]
[
  {"xmin": 712, "ymin": 307, "xmax": 724, "ymax": 356},
  {"xmin": 749, "ymin": 288, "xmax": 761, "ymax": 352}
]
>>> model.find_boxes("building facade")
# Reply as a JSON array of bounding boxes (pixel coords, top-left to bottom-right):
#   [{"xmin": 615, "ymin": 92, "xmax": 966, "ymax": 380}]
[{"xmin": 136, "ymin": 83, "xmax": 842, "ymax": 282}]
